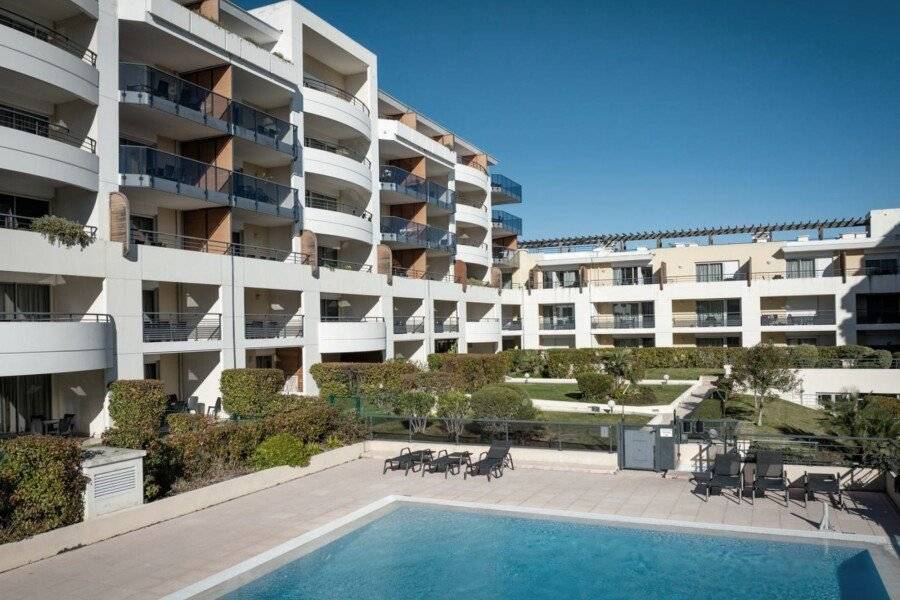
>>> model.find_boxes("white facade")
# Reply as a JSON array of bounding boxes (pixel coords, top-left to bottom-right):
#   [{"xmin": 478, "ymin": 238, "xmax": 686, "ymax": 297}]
[{"xmin": 0, "ymin": 0, "xmax": 897, "ymax": 436}]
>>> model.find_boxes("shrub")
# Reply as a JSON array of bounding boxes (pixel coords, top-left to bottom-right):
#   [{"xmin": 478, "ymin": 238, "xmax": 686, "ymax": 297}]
[
  {"xmin": 262, "ymin": 397, "xmax": 366, "ymax": 444},
  {"xmin": 250, "ymin": 434, "xmax": 320, "ymax": 470},
  {"xmin": 873, "ymin": 349, "xmax": 893, "ymax": 369},
  {"xmin": 167, "ymin": 421, "xmax": 265, "ymax": 482},
  {"xmin": 785, "ymin": 344, "xmax": 819, "ymax": 368},
  {"xmin": 546, "ymin": 349, "xmax": 601, "ymax": 377},
  {"xmin": 310, "ymin": 361, "xmax": 420, "ymax": 408},
  {"xmin": 576, "ymin": 372, "xmax": 614, "ymax": 402},
  {"xmin": 470, "ymin": 384, "xmax": 537, "ymax": 421},
  {"xmin": 166, "ymin": 413, "xmax": 215, "ymax": 434},
  {"xmin": 0, "ymin": 436, "xmax": 87, "ymax": 543},
  {"xmin": 389, "ymin": 391, "xmax": 435, "ymax": 418},
  {"xmin": 502, "ymin": 349, "xmax": 546, "ymax": 376},
  {"xmin": 108, "ymin": 379, "xmax": 167, "ymax": 435},
  {"xmin": 30, "ymin": 215, "xmax": 94, "ymax": 249},
  {"xmin": 221, "ymin": 368, "xmax": 285, "ymax": 417},
  {"xmin": 426, "ymin": 353, "xmax": 508, "ymax": 392}
]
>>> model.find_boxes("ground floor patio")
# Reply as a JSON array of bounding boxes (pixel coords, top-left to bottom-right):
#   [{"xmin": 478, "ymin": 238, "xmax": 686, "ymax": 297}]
[{"xmin": 1, "ymin": 458, "xmax": 897, "ymax": 599}]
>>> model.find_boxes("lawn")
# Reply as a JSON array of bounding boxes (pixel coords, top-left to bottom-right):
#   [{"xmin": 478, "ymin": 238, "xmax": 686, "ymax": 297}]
[
  {"xmin": 514, "ymin": 382, "xmax": 690, "ymax": 406},
  {"xmin": 643, "ymin": 367, "xmax": 723, "ymax": 380},
  {"xmin": 686, "ymin": 394, "xmax": 829, "ymax": 436},
  {"xmin": 538, "ymin": 411, "xmax": 651, "ymax": 426}
]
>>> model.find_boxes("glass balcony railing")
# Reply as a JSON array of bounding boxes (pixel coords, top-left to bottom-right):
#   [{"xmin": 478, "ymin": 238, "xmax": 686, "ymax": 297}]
[
  {"xmin": 490, "ymin": 173, "xmax": 522, "ymax": 203},
  {"xmin": 120, "ymin": 145, "xmax": 295, "ymax": 211},
  {"xmin": 304, "ymin": 137, "xmax": 370, "ymax": 167},
  {"xmin": 0, "ymin": 6, "xmax": 96, "ymax": 65},
  {"xmin": 119, "ymin": 63, "xmax": 295, "ymax": 154},
  {"xmin": 302, "ymin": 76, "xmax": 370, "ymax": 115},
  {"xmin": 380, "ymin": 216, "xmax": 457, "ymax": 254},
  {"xmin": 378, "ymin": 165, "xmax": 454, "ymax": 213},
  {"xmin": 305, "ymin": 190, "xmax": 371, "ymax": 220},
  {"xmin": 492, "ymin": 209, "xmax": 522, "ymax": 236}
]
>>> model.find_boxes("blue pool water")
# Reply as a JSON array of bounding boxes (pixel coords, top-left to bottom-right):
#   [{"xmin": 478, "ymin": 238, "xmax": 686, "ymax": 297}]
[{"xmin": 222, "ymin": 505, "xmax": 891, "ymax": 599}]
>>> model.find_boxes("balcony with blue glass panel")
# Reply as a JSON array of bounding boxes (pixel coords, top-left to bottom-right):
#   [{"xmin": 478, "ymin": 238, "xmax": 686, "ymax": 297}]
[
  {"xmin": 491, "ymin": 209, "xmax": 522, "ymax": 238},
  {"xmin": 490, "ymin": 173, "xmax": 522, "ymax": 205},
  {"xmin": 380, "ymin": 216, "xmax": 456, "ymax": 255},
  {"xmin": 378, "ymin": 165, "xmax": 454, "ymax": 215},
  {"xmin": 118, "ymin": 63, "xmax": 296, "ymax": 166}
]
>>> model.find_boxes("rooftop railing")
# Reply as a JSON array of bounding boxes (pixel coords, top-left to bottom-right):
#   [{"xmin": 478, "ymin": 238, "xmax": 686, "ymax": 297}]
[
  {"xmin": 0, "ymin": 312, "xmax": 110, "ymax": 323},
  {"xmin": 672, "ymin": 313, "xmax": 742, "ymax": 328},
  {"xmin": 1, "ymin": 105, "xmax": 96, "ymax": 153},
  {"xmin": 491, "ymin": 209, "xmax": 522, "ymax": 236},
  {"xmin": 539, "ymin": 316, "xmax": 576, "ymax": 330},
  {"xmin": 305, "ymin": 190, "xmax": 371, "ymax": 220},
  {"xmin": 1, "ymin": 212, "xmax": 96, "ymax": 237},
  {"xmin": 142, "ymin": 312, "xmax": 221, "ymax": 342},
  {"xmin": 244, "ymin": 315, "xmax": 303, "ymax": 339},
  {"xmin": 434, "ymin": 316, "xmax": 459, "ymax": 333},
  {"xmin": 490, "ymin": 173, "xmax": 522, "ymax": 203},
  {"xmin": 0, "ymin": 7, "xmax": 96, "ymax": 65},
  {"xmin": 393, "ymin": 316, "xmax": 425, "ymax": 335},
  {"xmin": 304, "ymin": 136, "xmax": 371, "ymax": 167},
  {"xmin": 378, "ymin": 165, "xmax": 454, "ymax": 212},
  {"xmin": 591, "ymin": 314, "xmax": 655, "ymax": 329},
  {"xmin": 302, "ymin": 76, "xmax": 370, "ymax": 115},
  {"xmin": 759, "ymin": 311, "xmax": 836, "ymax": 326},
  {"xmin": 380, "ymin": 216, "xmax": 457, "ymax": 254}
]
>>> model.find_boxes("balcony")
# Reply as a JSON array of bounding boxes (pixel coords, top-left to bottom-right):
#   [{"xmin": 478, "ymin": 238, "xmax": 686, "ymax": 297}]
[
  {"xmin": 493, "ymin": 247, "xmax": 520, "ymax": 269},
  {"xmin": 305, "ymin": 190, "xmax": 371, "ymax": 220},
  {"xmin": 666, "ymin": 273, "xmax": 747, "ymax": 284},
  {"xmin": 380, "ymin": 216, "xmax": 456, "ymax": 254},
  {"xmin": 492, "ymin": 209, "xmax": 522, "ymax": 237},
  {"xmin": 393, "ymin": 316, "xmax": 425, "ymax": 335},
  {"xmin": 132, "ymin": 229, "xmax": 308, "ymax": 265},
  {"xmin": 0, "ymin": 313, "xmax": 111, "ymax": 377},
  {"xmin": 142, "ymin": 312, "xmax": 222, "ymax": 343},
  {"xmin": 319, "ymin": 316, "xmax": 386, "ymax": 353},
  {"xmin": 588, "ymin": 274, "xmax": 658, "ymax": 287},
  {"xmin": 244, "ymin": 315, "xmax": 304, "ymax": 339},
  {"xmin": 392, "ymin": 267, "xmax": 458, "ymax": 284},
  {"xmin": 1, "ymin": 212, "xmax": 96, "ymax": 238},
  {"xmin": 318, "ymin": 257, "xmax": 373, "ymax": 273},
  {"xmin": 539, "ymin": 316, "xmax": 576, "ymax": 330},
  {"xmin": 456, "ymin": 239, "xmax": 490, "ymax": 267},
  {"xmin": 0, "ymin": 6, "xmax": 96, "ymax": 65},
  {"xmin": 434, "ymin": 317, "xmax": 459, "ymax": 334},
  {"xmin": 304, "ymin": 137, "xmax": 370, "ymax": 167},
  {"xmin": 760, "ymin": 312, "xmax": 836, "ymax": 327},
  {"xmin": 502, "ymin": 319, "xmax": 523, "ymax": 331},
  {"xmin": 1, "ymin": 105, "xmax": 95, "ymax": 153},
  {"xmin": 673, "ymin": 313, "xmax": 742, "ymax": 328},
  {"xmin": 591, "ymin": 315, "xmax": 656, "ymax": 329},
  {"xmin": 303, "ymin": 76, "xmax": 369, "ymax": 115},
  {"xmin": 490, "ymin": 173, "xmax": 522, "ymax": 205},
  {"xmin": 466, "ymin": 318, "xmax": 501, "ymax": 342},
  {"xmin": 379, "ymin": 165, "xmax": 454, "ymax": 213},
  {"xmin": 119, "ymin": 145, "xmax": 296, "ymax": 218},
  {"xmin": 120, "ymin": 63, "xmax": 296, "ymax": 157}
]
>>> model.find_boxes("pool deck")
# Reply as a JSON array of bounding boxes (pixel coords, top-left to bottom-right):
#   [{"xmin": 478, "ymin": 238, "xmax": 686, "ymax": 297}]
[{"xmin": 2, "ymin": 458, "xmax": 898, "ymax": 599}]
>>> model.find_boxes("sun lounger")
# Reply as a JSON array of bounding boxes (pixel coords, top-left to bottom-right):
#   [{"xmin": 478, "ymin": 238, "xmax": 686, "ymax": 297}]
[
  {"xmin": 464, "ymin": 442, "xmax": 514, "ymax": 481},
  {"xmin": 382, "ymin": 447, "xmax": 433, "ymax": 475}
]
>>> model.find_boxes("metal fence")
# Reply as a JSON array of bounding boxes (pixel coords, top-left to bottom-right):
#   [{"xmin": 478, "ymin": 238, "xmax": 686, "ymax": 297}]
[
  {"xmin": 303, "ymin": 76, "xmax": 370, "ymax": 114},
  {"xmin": 0, "ymin": 6, "xmax": 96, "ymax": 65},
  {"xmin": 142, "ymin": 312, "xmax": 222, "ymax": 342}
]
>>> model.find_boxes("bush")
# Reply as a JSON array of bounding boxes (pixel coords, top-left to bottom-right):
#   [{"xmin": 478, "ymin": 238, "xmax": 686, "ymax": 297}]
[
  {"xmin": 546, "ymin": 349, "xmax": 601, "ymax": 378},
  {"xmin": 785, "ymin": 344, "xmax": 819, "ymax": 368},
  {"xmin": 310, "ymin": 361, "xmax": 420, "ymax": 408},
  {"xmin": 166, "ymin": 413, "xmax": 215, "ymax": 434},
  {"xmin": 873, "ymin": 349, "xmax": 893, "ymax": 369},
  {"xmin": 108, "ymin": 379, "xmax": 167, "ymax": 435},
  {"xmin": 250, "ymin": 434, "xmax": 320, "ymax": 470},
  {"xmin": 30, "ymin": 215, "xmax": 94, "ymax": 249},
  {"xmin": 502, "ymin": 349, "xmax": 546, "ymax": 376},
  {"xmin": 435, "ymin": 390, "xmax": 472, "ymax": 419},
  {"xmin": 470, "ymin": 384, "xmax": 537, "ymax": 421},
  {"xmin": 167, "ymin": 421, "xmax": 265, "ymax": 482},
  {"xmin": 0, "ymin": 436, "xmax": 87, "ymax": 543},
  {"xmin": 262, "ymin": 397, "xmax": 366, "ymax": 444},
  {"xmin": 221, "ymin": 368, "xmax": 285, "ymax": 417},
  {"xmin": 426, "ymin": 353, "xmax": 508, "ymax": 392},
  {"xmin": 576, "ymin": 372, "xmax": 615, "ymax": 402},
  {"xmin": 389, "ymin": 391, "xmax": 435, "ymax": 418}
]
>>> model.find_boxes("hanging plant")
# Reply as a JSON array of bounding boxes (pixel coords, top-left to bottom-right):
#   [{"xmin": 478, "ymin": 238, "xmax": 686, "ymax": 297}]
[{"xmin": 29, "ymin": 215, "xmax": 95, "ymax": 249}]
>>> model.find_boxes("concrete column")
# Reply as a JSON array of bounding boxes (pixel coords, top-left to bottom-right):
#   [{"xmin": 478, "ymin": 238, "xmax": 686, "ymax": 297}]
[
  {"xmin": 654, "ymin": 297, "xmax": 674, "ymax": 347},
  {"xmin": 741, "ymin": 294, "xmax": 762, "ymax": 347},
  {"xmin": 302, "ymin": 288, "xmax": 321, "ymax": 394},
  {"xmin": 457, "ymin": 300, "xmax": 468, "ymax": 353},
  {"xmin": 574, "ymin": 292, "xmax": 592, "ymax": 348},
  {"xmin": 522, "ymin": 293, "xmax": 540, "ymax": 349}
]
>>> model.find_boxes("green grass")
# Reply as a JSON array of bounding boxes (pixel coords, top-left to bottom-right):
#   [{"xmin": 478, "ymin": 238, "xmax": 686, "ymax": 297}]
[
  {"xmin": 537, "ymin": 411, "xmax": 651, "ymax": 425},
  {"xmin": 643, "ymin": 367, "xmax": 723, "ymax": 380},
  {"xmin": 513, "ymin": 382, "xmax": 690, "ymax": 406},
  {"xmin": 686, "ymin": 394, "xmax": 828, "ymax": 435}
]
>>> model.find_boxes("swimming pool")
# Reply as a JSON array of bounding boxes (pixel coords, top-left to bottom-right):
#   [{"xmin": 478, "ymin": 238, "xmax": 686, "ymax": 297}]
[{"xmin": 185, "ymin": 501, "xmax": 896, "ymax": 599}]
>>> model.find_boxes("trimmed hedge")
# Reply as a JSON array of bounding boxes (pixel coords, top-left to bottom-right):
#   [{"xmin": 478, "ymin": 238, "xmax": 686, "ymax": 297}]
[
  {"xmin": 470, "ymin": 384, "xmax": 537, "ymax": 420},
  {"xmin": 426, "ymin": 353, "xmax": 509, "ymax": 393},
  {"xmin": 108, "ymin": 379, "xmax": 167, "ymax": 435},
  {"xmin": 0, "ymin": 436, "xmax": 87, "ymax": 543},
  {"xmin": 309, "ymin": 360, "xmax": 420, "ymax": 407},
  {"xmin": 502, "ymin": 349, "xmax": 545, "ymax": 376},
  {"xmin": 250, "ymin": 434, "xmax": 320, "ymax": 469},
  {"xmin": 221, "ymin": 368, "xmax": 285, "ymax": 417},
  {"xmin": 546, "ymin": 349, "xmax": 602, "ymax": 377},
  {"xmin": 576, "ymin": 372, "xmax": 614, "ymax": 402}
]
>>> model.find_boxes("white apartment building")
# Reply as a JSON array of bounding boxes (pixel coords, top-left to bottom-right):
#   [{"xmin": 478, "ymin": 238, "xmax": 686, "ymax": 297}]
[{"xmin": 0, "ymin": 0, "xmax": 896, "ymax": 437}]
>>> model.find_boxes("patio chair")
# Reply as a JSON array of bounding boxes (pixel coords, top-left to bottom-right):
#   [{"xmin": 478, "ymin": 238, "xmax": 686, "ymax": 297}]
[
  {"xmin": 206, "ymin": 397, "xmax": 222, "ymax": 417},
  {"xmin": 751, "ymin": 451, "xmax": 790, "ymax": 506},
  {"xmin": 803, "ymin": 471, "xmax": 843, "ymax": 509},
  {"xmin": 49, "ymin": 414, "xmax": 76, "ymax": 437},
  {"xmin": 694, "ymin": 450, "xmax": 743, "ymax": 503},
  {"xmin": 464, "ymin": 441, "xmax": 514, "ymax": 481},
  {"xmin": 422, "ymin": 450, "xmax": 471, "ymax": 478},
  {"xmin": 383, "ymin": 447, "xmax": 433, "ymax": 476}
]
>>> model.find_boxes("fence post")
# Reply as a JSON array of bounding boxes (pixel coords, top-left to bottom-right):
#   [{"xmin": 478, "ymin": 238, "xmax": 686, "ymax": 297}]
[{"xmin": 504, "ymin": 421, "xmax": 509, "ymax": 443}]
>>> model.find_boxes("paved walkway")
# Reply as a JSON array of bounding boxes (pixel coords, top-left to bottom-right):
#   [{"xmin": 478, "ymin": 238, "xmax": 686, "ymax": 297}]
[{"xmin": 1, "ymin": 458, "xmax": 897, "ymax": 599}]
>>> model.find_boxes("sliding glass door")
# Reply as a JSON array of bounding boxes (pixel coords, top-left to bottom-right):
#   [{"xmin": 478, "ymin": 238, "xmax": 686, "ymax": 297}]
[
  {"xmin": 0, "ymin": 283, "xmax": 50, "ymax": 320},
  {"xmin": 0, "ymin": 375, "xmax": 52, "ymax": 434}
]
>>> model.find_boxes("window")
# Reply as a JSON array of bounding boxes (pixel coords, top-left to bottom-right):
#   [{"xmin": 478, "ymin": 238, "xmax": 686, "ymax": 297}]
[
  {"xmin": 0, "ymin": 194, "xmax": 50, "ymax": 229},
  {"xmin": 255, "ymin": 355, "xmax": 274, "ymax": 369},
  {"xmin": 696, "ymin": 336, "xmax": 740, "ymax": 348},
  {"xmin": 131, "ymin": 215, "xmax": 156, "ymax": 245},
  {"xmin": 0, "ymin": 375, "xmax": 52, "ymax": 434},
  {"xmin": 612, "ymin": 337, "xmax": 654, "ymax": 348},
  {"xmin": 143, "ymin": 362, "xmax": 159, "ymax": 379},
  {"xmin": 856, "ymin": 294, "xmax": 900, "ymax": 324},
  {"xmin": 0, "ymin": 283, "xmax": 50, "ymax": 318},
  {"xmin": 141, "ymin": 289, "xmax": 158, "ymax": 314},
  {"xmin": 864, "ymin": 257, "xmax": 898, "ymax": 276},
  {"xmin": 541, "ymin": 270, "xmax": 579, "ymax": 289},
  {"xmin": 786, "ymin": 258, "xmax": 816, "ymax": 279},
  {"xmin": 318, "ymin": 246, "xmax": 338, "ymax": 268},
  {"xmin": 320, "ymin": 298, "xmax": 339, "ymax": 319},
  {"xmin": 695, "ymin": 262, "xmax": 724, "ymax": 282},
  {"xmin": 613, "ymin": 266, "xmax": 652, "ymax": 285}
]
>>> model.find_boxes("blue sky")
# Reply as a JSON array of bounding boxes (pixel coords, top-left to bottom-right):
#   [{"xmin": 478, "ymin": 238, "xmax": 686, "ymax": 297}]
[{"xmin": 240, "ymin": 0, "xmax": 900, "ymax": 239}]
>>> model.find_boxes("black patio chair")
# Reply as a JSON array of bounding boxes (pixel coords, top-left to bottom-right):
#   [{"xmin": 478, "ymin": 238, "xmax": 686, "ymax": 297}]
[
  {"xmin": 422, "ymin": 450, "xmax": 471, "ymax": 478},
  {"xmin": 803, "ymin": 471, "xmax": 843, "ymax": 509},
  {"xmin": 49, "ymin": 413, "xmax": 76, "ymax": 437},
  {"xmin": 383, "ymin": 447, "xmax": 433, "ymax": 475},
  {"xmin": 206, "ymin": 397, "xmax": 222, "ymax": 417},
  {"xmin": 464, "ymin": 442, "xmax": 514, "ymax": 482},
  {"xmin": 752, "ymin": 451, "xmax": 790, "ymax": 506},
  {"xmin": 693, "ymin": 450, "xmax": 743, "ymax": 503}
]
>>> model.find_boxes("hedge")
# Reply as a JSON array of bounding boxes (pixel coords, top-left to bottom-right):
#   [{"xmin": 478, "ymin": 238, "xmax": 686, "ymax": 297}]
[
  {"xmin": 0, "ymin": 436, "xmax": 87, "ymax": 543},
  {"xmin": 426, "ymin": 353, "xmax": 509, "ymax": 392},
  {"xmin": 309, "ymin": 360, "xmax": 420, "ymax": 407},
  {"xmin": 470, "ymin": 384, "xmax": 537, "ymax": 420},
  {"xmin": 221, "ymin": 368, "xmax": 285, "ymax": 417},
  {"xmin": 108, "ymin": 379, "xmax": 167, "ymax": 435},
  {"xmin": 250, "ymin": 434, "xmax": 320, "ymax": 470},
  {"xmin": 576, "ymin": 372, "xmax": 614, "ymax": 402},
  {"xmin": 502, "ymin": 349, "xmax": 545, "ymax": 376}
]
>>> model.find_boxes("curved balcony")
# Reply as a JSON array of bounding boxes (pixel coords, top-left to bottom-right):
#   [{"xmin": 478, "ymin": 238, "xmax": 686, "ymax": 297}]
[
  {"xmin": 492, "ymin": 246, "xmax": 520, "ymax": 270},
  {"xmin": 379, "ymin": 165, "xmax": 454, "ymax": 214},
  {"xmin": 0, "ymin": 7, "xmax": 98, "ymax": 104},
  {"xmin": 119, "ymin": 145, "xmax": 295, "ymax": 218},
  {"xmin": 456, "ymin": 202, "xmax": 491, "ymax": 230},
  {"xmin": 119, "ymin": 63, "xmax": 295, "ymax": 160},
  {"xmin": 319, "ymin": 317, "xmax": 386, "ymax": 354},
  {"xmin": 303, "ymin": 190, "xmax": 374, "ymax": 245},
  {"xmin": 303, "ymin": 137, "xmax": 371, "ymax": 192},
  {"xmin": 0, "ymin": 107, "xmax": 98, "ymax": 191},
  {"xmin": 0, "ymin": 313, "xmax": 111, "ymax": 377},
  {"xmin": 492, "ymin": 209, "xmax": 522, "ymax": 237},
  {"xmin": 302, "ymin": 76, "xmax": 371, "ymax": 140},
  {"xmin": 455, "ymin": 161, "xmax": 490, "ymax": 194},
  {"xmin": 456, "ymin": 240, "xmax": 491, "ymax": 267},
  {"xmin": 491, "ymin": 173, "xmax": 522, "ymax": 205},
  {"xmin": 380, "ymin": 216, "xmax": 456, "ymax": 254}
]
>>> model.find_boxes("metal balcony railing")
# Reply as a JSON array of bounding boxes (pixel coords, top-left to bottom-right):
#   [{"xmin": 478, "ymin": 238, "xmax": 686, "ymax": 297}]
[
  {"xmin": 490, "ymin": 173, "xmax": 522, "ymax": 203},
  {"xmin": 393, "ymin": 316, "xmax": 425, "ymax": 334},
  {"xmin": 434, "ymin": 317, "xmax": 459, "ymax": 333},
  {"xmin": 0, "ymin": 312, "xmax": 110, "ymax": 323},
  {"xmin": 672, "ymin": 313, "xmax": 743, "ymax": 328},
  {"xmin": 468, "ymin": 317, "xmax": 500, "ymax": 324},
  {"xmin": 502, "ymin": 319, "xmax": 523, "ymax": 331},
  {"xmin": 302, "ymin": 76, "xmax": 370, "ymax": 115},
  {"xmin": 760, "ymin": 311, "xmax": 836, "ymax": 326},
  {"xmin": 131, "ymin": 228, "xmax": 309, "ymax": 264},
  {"xmin": 120, "ymin": 146, "xmax": 295, "ymax": 208},
  {"xmin": 380, "ymin": 216, "xmax": 457, "ymax": 254},
  {"xmin": 491, "ymin": 209, "xmax": 522, "ymax": 236},
  {"xmin": 379, "ymin": 165, "xmax": 454, "ymax": 212},
  {"xmin": 304, "ymin": 136, "xmax": 370, "ymax": 167},
  {"xmin": 492, "ymin": 246, "xmax": 520, "ymax": 268},
  {"xmin": 120, "ymin": 63, "xmax": 295, "ymax": 152},
  {"xmin": 458, "ymin": 239, "xmax": 488, "ymax": 250},
  {"xmin": 391, "ymin": 267, "xmax": 459, "ymax": 283},
  {"xmin": 1, "ymin": 212, "xmax": 96, "ymax": 237},
  {"xmin": 305, "ymin": 190, "xmax": 371, "ymax": 219},
  {"xmin": 0, "ymin": 7, "xmax": 96, "ymax": 65},
  {"xmin": 318, "ymin": 257, "xmax": 373, "ymax": 272},
  {"xmin": 539, "ymin": 316, "xmax": 576, "ymax": 330},
  {"xmin": 143, "ymin": 312, "xmax": 222, "ymax": 342},
  {"xmin": 320, "ymin": 316, "xmax": 384, "ymax": 323},
  {"xmin": 457, "ymin": 157, "xmax": 488, "ymax": 175},
  {"xmin": 244, "ymin": 315, "xmax": 303, "ymax": 339},
  {"xmin": 666, "ymin": 272, "xmax": 748, "ymax": 284},
  {"xmin": 1, "ymin": 105, "xmax": 96, "ymax": 153},
  {"xmin": 591, "ymin": 315, "xmax": 656, "ymax": 329}
]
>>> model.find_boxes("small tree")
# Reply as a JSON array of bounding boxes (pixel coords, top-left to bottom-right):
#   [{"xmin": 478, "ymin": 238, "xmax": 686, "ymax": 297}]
[
  {"xmin": 600, "ymin": 349, "xmax": 644, "ymax": 398},
  {"xmin": 731, "ymin": 344, "xmax": 800, "ymax": 426},
  {"xmin": 435, "ymin": 391, "xmax": 472, "ymax": 439},
  {"xmin": 389, "ymin": 391, "xmax": 435, "ymax": 434},
  {"xmin": 712, "ymin": 375, "xmax": 737, "ymax": 418}
]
